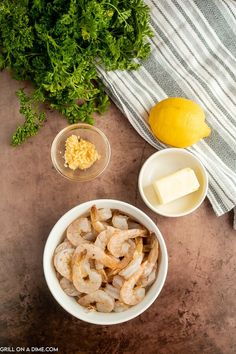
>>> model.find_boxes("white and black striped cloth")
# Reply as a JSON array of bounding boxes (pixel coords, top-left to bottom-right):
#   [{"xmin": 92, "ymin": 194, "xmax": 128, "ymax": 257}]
[{"xmin": 98, "ymin": 0, "xmax": 236, "ymax": 228}]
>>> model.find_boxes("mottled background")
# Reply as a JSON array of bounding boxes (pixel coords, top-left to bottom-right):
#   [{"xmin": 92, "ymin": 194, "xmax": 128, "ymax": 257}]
[{"xmin": 0, "ymin": 71, "xmax": 236, "ymax": 354}]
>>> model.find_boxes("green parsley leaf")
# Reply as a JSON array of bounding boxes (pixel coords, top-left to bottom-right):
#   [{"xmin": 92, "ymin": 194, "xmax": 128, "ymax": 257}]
[{"xmin": 0, "ymin": 0, "xmax": 152, "ymax": 145}]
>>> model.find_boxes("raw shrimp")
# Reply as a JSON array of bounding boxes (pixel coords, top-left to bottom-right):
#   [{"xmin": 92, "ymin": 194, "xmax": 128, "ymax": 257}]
[
  {"xmin": 54, "ymin": 205, "xmax": 160, "ymax": 313},
  {"xmin": 72, "ymin": 253, "xmax": 102, "ymax": 294},
  {"xmin": 78, "ymin": 290, "xmax": 114, "ymax": 312},
  {"xmin": 112, "ymin": 213, "xmax": 128, "ymax": 230},
  {"xmin": 97, "ymin": 208, "xmax": 112, "ymax": 221},
  {"xmin": 104, "ymin": 284, "xmax": 120, "ymax": 300},
  {"xmin": 74, "ymin": 244, "xmax": 120, "ymax": 269},
  {"xmin": 59, "ymin": 277, "xmax": 81, "ymax": 297},
  {"xmin": 108, "ymin": 228, "xmax": 147, "ymax": 258},
  {"xmin": 67, "ymin": 217, "xmax": 92, "ymax": 246},
  {"xmin": 97, "ymin": 268, "xmax": 108, "ymax": 283},
  {"xmin": 54, "ymin": 248, "xmax": 74, "ymax": 281},
  {"xmin": 142, "ymin": 237, "xmax": 159, "ymax": 278},
  {"xmin": 138, "ymin": 264, "xmax": 157, "ymax": 288},
  {"xmin": 78, "ymin": 254, "xmax": 91, "ymax": 277},
  {"xmin": 90, "ymin": 205, "xmax": 109, "ymax": 233},
  {"xmin": 120, "ymin": 261, "xmax": 147, "ymax": 305},
  {"xmin": 94, "ymin": 227, "xmax": 112, "ymax": 280},
  {"xmin": 54, "ymin": 240, "xmax": 74, "ymax": 255},
  {"xmin": 83, "ymin": 232, "xmax": 96, "ymax": 242},
  {"xmin": 116, "ymin": 239, "xmax": 136, "ymax": 270},
  {"xmin": 94, "ymin": 226, "xmax": 119, "ymax": 272},
  {"xmin": 113, "ymin": 301, "xmax": 130, "ymax": 313},
  {"xmin": 128, "ymin": 220, "xmax": 146, "ymax": 230},
  {"xmin": 119, "ymin": 238, "xmax": 144, "ymax": 279},
  {"xmin": 94, "ymin": 226, "xmax": 115, "ymax": 251},
  {"xmin": 112, "ymin": 275, "xmax": 125, "ymax": 289},
  {"xmin": 109, "ymin": 239, "xmax": 136, "ymax": 275}
]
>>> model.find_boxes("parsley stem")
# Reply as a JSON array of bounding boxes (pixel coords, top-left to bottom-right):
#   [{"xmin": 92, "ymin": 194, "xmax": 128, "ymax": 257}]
[{"xmin": 103, "ymin": 2, "xmax": 129, "ymax": 26}]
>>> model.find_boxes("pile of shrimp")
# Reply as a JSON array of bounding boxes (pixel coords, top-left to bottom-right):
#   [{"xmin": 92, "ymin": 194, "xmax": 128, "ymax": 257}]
[{"xmin": 53, "ymin": 205, "xmax": 159, "ymax": 313}]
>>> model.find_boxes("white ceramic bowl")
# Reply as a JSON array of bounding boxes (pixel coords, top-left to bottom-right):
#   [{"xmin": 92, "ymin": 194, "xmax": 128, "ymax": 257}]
[
  {"xmin": 138, "ymin": 149, "xmax": 208, "ymax": 217},
  {"xmin": 43, "ymin": 199, "xmax": 168, "ymax": 325}
]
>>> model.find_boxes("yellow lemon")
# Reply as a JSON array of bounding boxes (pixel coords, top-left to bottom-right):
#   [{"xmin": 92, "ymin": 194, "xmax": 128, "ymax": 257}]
[{"xmin": 149, "ymin": 97, "xmax": 211, "ymax": 148}]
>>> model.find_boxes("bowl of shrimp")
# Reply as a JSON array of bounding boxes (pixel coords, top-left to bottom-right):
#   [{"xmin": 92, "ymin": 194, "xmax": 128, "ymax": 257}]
[{"xmin": 43, "ymin": 200, "xmax": 168, "ymax": 325}]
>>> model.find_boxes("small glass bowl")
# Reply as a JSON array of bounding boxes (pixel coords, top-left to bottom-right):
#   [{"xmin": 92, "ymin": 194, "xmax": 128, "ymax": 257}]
[{"xmin": 51, "ymin": 124, "xmax": 111, "ymax": 182}]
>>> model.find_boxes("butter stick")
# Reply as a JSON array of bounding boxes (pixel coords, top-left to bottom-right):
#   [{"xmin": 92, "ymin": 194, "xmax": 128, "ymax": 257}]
[{"xmin": 153, "ymin": 168, "xmax": 200, "ymax": 205}]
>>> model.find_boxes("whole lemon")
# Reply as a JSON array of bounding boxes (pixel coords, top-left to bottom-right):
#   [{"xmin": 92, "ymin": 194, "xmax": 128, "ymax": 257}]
[{"xmin": 149, "ymin": 97, "xmax": 211, "ymax": 148}]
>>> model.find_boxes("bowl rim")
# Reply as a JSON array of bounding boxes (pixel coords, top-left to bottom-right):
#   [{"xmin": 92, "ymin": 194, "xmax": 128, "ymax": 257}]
[
  {"xmin": 43, "ymin": 199, "xmax": 168, "ymax": 325},
  {"xmin": 138, "ymin": 148, "xmax": 209, "ymax": 217},
  {"xmin": 51, "ymin": 123, "xmax": 111, "ymax": 182}
]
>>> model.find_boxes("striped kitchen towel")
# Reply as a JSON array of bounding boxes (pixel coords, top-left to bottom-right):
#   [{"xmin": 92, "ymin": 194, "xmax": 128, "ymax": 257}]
[{"xmin": 98, "ymin": 0, "xmax": 236, "ymax": 227}]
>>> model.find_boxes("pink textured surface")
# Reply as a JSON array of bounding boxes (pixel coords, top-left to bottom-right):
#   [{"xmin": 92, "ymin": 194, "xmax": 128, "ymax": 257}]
[{"xmin": 0, "ymin": 70, "xmax": 236, "ymax": 353}]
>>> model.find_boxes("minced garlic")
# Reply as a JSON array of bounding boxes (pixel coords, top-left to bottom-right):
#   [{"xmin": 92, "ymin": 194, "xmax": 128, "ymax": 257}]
[{"xmin": 64, "ymin": 134, "xmax": 100, "ymax": 170}]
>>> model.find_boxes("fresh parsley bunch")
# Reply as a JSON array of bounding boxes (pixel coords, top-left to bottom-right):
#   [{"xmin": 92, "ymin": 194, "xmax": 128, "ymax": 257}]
[{"xmin": 0, "ymin": 0, "xmax": 152, "ymax": 145}]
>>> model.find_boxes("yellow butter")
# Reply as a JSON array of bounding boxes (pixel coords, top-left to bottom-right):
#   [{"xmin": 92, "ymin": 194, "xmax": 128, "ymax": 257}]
[{"xmin": 153, "ymin": 168, "xmax": 200, "ymax": 204}]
